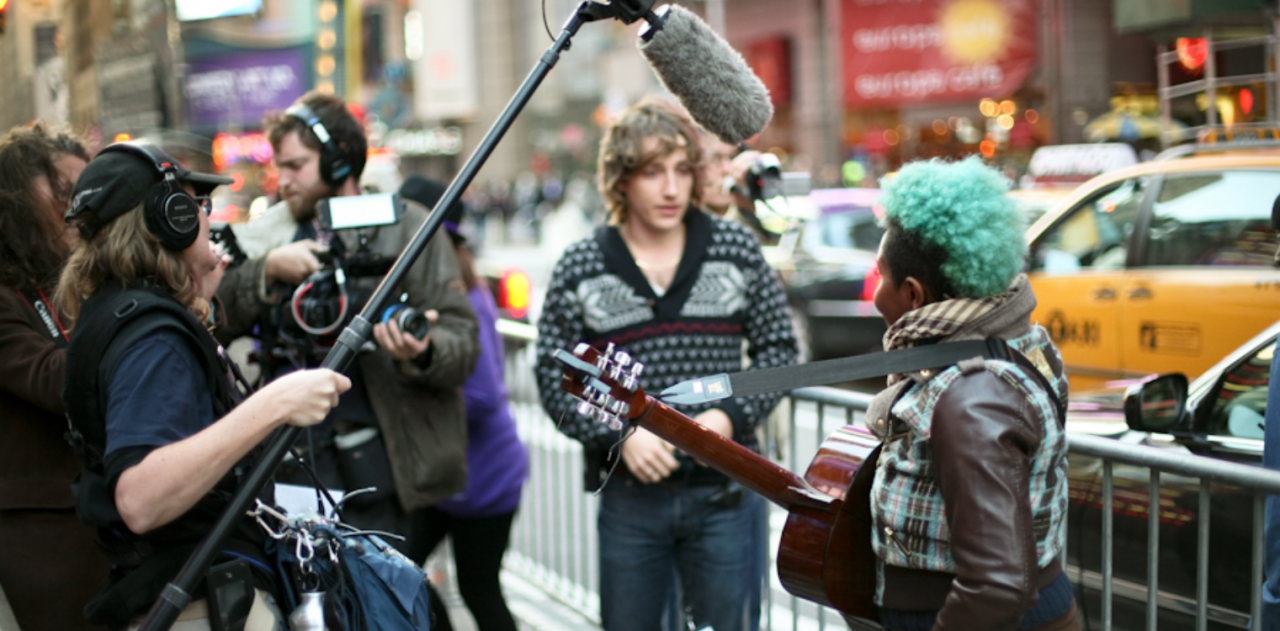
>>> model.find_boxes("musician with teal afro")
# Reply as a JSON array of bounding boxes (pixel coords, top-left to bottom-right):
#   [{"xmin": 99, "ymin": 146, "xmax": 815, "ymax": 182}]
[
  {"xmin": 878, "ymin": 156, "xmax": 1026, "ymax": 303},
  {"xmin": 865, "ymin": 157, "xmax": 1077, "ymax": 630}
]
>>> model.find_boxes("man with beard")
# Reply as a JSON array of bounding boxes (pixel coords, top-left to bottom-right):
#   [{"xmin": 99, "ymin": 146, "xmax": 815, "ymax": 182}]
[{"xmin": 215, "ymin": 91, "xmax": 478, "ymax": 550}]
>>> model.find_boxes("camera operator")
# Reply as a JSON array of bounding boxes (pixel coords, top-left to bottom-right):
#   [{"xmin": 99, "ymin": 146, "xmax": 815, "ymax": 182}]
[
  {"xmin": 699, "ymin": 132, "xmax": 773, "ymax": 243},
  {"xmin": 215, "ymin": 91, "xmax": 479, "ymax": 548}
]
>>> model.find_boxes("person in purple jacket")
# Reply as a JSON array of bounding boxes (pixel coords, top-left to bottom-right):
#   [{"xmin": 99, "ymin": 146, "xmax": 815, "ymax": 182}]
[{"xmin": 400, "ymin": 175, "xmax": 530, "ymax": 631}]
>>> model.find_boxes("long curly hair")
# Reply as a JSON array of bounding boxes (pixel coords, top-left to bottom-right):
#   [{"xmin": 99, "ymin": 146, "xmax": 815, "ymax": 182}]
[
  {"xmin": 597, "ymin": 97, "xmax": 703, "ymax": 224},
  {"xmin": 54, "ymin": 204, "xmax": 208, "ymax": 328},
  {"xmin": 0, "ymin": 123, "xmax": 90, "ymax": 292},
  {"xmin": 879, "ymin": 157, "xmax": 1026, "ymax": 299}
]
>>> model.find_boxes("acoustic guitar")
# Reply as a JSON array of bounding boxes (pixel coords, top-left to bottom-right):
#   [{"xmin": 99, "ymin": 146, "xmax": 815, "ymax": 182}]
[{"xmin": 555, "ymin": 344, "xmax": 881, "ymax": 625}]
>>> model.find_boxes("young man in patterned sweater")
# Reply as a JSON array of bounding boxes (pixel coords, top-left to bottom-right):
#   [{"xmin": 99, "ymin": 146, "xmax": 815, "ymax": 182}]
[
  {"xmin": 535, "ymin": 97, "xmax": 798, "ymax": 631},
  {"xmin": 866, "ymin": 157, "xmax": 1078, "ymax": 630}
]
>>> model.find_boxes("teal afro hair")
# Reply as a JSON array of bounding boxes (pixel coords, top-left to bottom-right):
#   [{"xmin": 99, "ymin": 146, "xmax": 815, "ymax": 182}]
[{"xmin": 879, "ymin": 157, "xmax": 1026, "ymax": 298}]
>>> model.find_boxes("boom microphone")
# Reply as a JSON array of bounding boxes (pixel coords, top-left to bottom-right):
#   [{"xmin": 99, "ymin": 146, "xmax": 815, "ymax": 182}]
[{"xmin": 638, "ymin": 4, "xmax": 774, "ymax": 145}]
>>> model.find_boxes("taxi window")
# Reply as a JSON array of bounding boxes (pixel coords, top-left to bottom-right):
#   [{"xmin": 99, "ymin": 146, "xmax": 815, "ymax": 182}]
[
  {"xmin": 1142, "ymin": 171, "xmax": 1280, "ymax": 267},
  {"xmin": 1205, "ymin": 339, "xmax": 1273, "ymax": 440},
  {"xmin": 1031, "ymin": 179, "xmax": 1146, "ymax": 273},
  {"xmin": 816, "ymin": 209, "xmax": 885, "ymax": 252}
]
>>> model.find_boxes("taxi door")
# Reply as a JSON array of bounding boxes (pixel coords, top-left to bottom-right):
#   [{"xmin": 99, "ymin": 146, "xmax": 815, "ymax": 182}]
[
  {"xmin": 1028, "ymin": 178, "xmax": 1149, "ymax": 390},
  {"xmin": 1119, "ymin": 170, "xmax": 1280, "ymax": 381}
]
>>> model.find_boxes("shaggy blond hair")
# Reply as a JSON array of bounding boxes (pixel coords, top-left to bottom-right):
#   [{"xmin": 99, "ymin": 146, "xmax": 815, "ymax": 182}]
[
  {"xmin": 597, "ymin": 97, "xmax": 703, "ymax": 224},
  {"xmin": 55, "ymin": 205, "xmax": 207, "ymax": 327}
]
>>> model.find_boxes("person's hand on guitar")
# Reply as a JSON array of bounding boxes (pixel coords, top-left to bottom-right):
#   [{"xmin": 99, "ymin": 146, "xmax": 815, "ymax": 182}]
[
  {"xmin": 693, "ymin": 409, "xmax": 733, "ymax": 439},
  {"xmin": 684, "ymin": 408, "xmax": 734, "ymax": 467},
  {"xmin": 622, "ymin": 427, "xmax": 679, "ymax": 484}
]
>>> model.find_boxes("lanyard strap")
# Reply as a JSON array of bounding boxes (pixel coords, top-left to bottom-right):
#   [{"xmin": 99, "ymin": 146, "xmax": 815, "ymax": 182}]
[{"xmin": 16, "ymin": 286, "xmax": 70, "ymax": 348}]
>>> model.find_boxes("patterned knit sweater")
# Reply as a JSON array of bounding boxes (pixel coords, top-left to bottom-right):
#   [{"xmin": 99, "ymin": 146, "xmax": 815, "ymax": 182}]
[{"xmin": 535, "ymin": 210, "xmax": 798, "ymax": 488}]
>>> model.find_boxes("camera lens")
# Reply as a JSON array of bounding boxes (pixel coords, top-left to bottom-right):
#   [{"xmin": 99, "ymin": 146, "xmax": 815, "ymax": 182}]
[{"xmin": 380, "ymin": 304, "xmax": 429, "ymax": 340}]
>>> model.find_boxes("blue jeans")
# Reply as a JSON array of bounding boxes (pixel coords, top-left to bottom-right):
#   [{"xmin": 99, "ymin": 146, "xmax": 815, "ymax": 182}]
[
  {"xmin": 598, "ymin": 480, "xmax": 764, "ymax": 631},
  {"xmin": 1264, "ymin": 347, "xmax": 1280, "ymax": 631}
]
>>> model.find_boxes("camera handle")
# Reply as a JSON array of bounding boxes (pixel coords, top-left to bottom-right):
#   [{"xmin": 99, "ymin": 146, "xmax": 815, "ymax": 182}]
[{"xmin": 136, "ymin": 3, "xmax": 652, "ymax": 629}]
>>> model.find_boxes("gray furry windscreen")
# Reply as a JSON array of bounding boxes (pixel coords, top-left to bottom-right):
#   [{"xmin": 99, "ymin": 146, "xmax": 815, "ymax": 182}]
[{"xmin": 638, "ymin": 5, "xmax": 774, "ymax": 145}]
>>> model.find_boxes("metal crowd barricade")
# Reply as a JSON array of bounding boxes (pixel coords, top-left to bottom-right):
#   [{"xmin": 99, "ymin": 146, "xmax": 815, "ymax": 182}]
[{"xmin": 497, "ymin": 322, "xmax": 1280, "ymax": 631}]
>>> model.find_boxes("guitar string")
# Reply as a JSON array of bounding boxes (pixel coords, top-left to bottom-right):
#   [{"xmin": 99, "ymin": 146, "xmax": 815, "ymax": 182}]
[
  {"xmin": 555, "ymin": 400, "xmax": 636, "ymax": 495},
  {"xmin": 595, "ymin": 423, "xmax": 638, "ymax": 496}
]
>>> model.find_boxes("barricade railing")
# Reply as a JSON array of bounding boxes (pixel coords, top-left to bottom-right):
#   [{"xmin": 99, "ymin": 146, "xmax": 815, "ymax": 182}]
[{"xmin": 498, "ymin": 322, "xmax": 1280, "ymax": 631}]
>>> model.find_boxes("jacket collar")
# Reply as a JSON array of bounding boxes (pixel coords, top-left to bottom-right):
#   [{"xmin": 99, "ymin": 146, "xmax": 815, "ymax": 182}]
[{"xmin": 595, "ymin": 208, "xmax": 714, "ymax": 320}]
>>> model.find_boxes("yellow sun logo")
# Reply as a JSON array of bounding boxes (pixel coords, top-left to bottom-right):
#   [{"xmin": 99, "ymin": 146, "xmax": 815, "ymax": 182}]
[{"xmin": 939, "ymin": 0, "xmax": 1010, "ymax": 65}]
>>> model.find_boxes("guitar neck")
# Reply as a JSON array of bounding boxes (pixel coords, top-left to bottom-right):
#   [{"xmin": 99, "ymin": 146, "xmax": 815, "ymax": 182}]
[{"xmin": 633, "ymin": 398, "xmax": 834, "ymax": 513}]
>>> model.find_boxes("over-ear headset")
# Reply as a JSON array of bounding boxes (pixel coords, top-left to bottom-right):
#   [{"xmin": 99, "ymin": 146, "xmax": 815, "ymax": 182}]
[
  {"xmin": 285, "ymin": 102, "xmax": 353, "ymax": 187},
  {"xmin": 99, "ymin": 142, "xmax": 202, "ymax": 251}
]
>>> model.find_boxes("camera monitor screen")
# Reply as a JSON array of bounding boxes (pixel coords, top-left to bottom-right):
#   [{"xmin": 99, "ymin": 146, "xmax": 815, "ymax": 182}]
[{"xmin": 319, "ymin": 194, "xmax": 401, "ymax": 231}]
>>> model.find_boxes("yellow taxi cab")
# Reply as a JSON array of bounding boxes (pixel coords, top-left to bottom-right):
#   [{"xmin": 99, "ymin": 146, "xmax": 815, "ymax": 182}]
[{"xmin": 1025, "ymin": 144, "xmax": 1280, "ymax": 392}]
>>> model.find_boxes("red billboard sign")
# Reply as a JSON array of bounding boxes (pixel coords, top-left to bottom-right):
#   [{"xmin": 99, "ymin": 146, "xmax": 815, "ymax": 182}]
[
  {"xmin": 842, "ymin": 0, "xmax": 1037, "ymax": 107},
  {"xmin": 747, "ymin": 37, "xmax": 792, "ymax": 107}
]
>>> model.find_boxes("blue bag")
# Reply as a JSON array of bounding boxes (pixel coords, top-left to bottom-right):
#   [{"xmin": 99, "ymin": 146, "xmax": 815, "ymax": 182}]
[{"xmin": 268, "ymin": 515, "xmax": 431, "ymax": 630}]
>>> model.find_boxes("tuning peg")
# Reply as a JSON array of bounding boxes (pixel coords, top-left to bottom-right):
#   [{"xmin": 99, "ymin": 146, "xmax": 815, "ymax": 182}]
[
  {"xmin": 608, "ymin": 399, "xmax": 630, "ymax": 416},
  {"xmin": 574, "ymin": 342, "xmax": 590, "ymax": 357},
  {"xmin": 608, "ymin": 364, "xmax": 623, "ymax": 382},
  {"xmin": 603, "ymin": 413, "xmax": 623, "ymax": 431},
  {"xmin": 615, "ymin": 352, "xmax": 632, "ymax": 368},
  {"xmin": 577, "ymin": 401, "xmax": 595, "ymax": 417},
  {"xmin": 630, "ymin": 363, "xmax": 645, "ymax": 379},
  {"xmin": 622, "ymin": 375, "xmax": 637, "ymax": 392}
]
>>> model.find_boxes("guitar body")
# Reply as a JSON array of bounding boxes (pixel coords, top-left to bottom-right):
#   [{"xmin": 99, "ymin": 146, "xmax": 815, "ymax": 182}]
[{"xmin": 777, "ymin": 426, "xmax": 880, "ymax": 621}]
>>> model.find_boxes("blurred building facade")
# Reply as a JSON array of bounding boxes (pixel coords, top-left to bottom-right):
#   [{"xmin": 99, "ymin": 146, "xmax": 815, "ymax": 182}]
[{"xmin": 0, "ymin": 0, "xmax": 1276, "ymax": 193}]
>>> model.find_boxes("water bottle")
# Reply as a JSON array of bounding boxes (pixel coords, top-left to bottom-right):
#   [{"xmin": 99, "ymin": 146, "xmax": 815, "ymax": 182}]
[{"xmin": 289, "ymin": 592, "xmax": 327, "ymax": 631}]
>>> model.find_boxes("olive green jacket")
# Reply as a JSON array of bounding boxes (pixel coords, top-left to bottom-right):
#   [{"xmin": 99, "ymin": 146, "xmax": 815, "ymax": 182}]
[{"xmin": 215, "ymin": 198, "xmax": 479, "ymax": 510}]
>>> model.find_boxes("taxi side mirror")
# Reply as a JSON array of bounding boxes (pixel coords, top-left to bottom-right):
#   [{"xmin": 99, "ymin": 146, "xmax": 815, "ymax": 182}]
[{"xmin": 1123, "ymin": 373, "xmax": 1189, "ymax": 433}]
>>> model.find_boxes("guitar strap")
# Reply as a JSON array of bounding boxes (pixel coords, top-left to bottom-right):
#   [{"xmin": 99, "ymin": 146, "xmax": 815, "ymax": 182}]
[{"xmin": 661, "ymin": 336, "xmax": 1065, "ymax": 425}]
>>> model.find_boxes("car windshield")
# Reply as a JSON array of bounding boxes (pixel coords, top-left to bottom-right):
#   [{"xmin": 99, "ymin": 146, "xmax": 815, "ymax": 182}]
[
  {"xmin": 815, "ymin": 208, "xmax": 885, "ymax": 252},
  {"xmin": 1143, "ymin": 170, "xmax": 1280, "ymax": 267},
  {"xmin": 1206, "ymin": 338, "xmax": 1274, "ymax": 439}
]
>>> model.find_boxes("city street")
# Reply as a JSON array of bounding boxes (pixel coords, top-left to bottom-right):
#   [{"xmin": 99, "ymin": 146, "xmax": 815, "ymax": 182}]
[{"xmin": 4, "ymin": 0, "xmax": 1280, "ymax": 630}]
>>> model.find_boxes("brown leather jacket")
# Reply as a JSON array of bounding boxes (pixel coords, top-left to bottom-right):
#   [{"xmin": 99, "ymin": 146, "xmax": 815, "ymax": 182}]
[
  {"xmin": 0, "ymin": 285, "xmax": 76, "ymax": 510},
  {"xmin": 0, "ymin": 285, "xmax": 109, "ymax": 630},
  {"xmin": 878, "ymin": 368, "xmax": 1064, "ymax": 629},
  {"xmin": 870, "ymin": 277, "xmax": 1069, "ymax": 630}
]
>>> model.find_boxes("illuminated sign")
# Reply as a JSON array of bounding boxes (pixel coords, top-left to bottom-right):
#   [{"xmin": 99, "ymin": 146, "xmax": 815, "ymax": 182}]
[
  {"xmin": 842, "ymin": 0, "xmax": 1037, "ymax": 106},
  {"xmin": 212, "ymin": 132, "xmax": 274, "ymax": 171},
  {"xmin": 382, "ymin": 127, "xmax": 464, "ymax": 156}
]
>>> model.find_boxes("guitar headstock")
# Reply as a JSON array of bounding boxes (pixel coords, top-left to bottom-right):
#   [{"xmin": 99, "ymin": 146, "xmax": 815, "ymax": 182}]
[{"xmin": 554, "ymin": 343, "xmax": 648, "ymax": 430}]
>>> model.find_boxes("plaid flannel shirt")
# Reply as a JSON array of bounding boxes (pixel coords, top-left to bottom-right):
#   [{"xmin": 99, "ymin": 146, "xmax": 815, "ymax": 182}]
[{"xmin": 870, "ymin": 326, "xmax": 1069, "ymax": 577}]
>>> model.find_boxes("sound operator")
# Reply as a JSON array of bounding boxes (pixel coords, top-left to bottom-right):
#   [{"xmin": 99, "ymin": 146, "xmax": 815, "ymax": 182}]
[{"xmin": 56, "ymin": 141, "xmax": 351, "ymax": 628}]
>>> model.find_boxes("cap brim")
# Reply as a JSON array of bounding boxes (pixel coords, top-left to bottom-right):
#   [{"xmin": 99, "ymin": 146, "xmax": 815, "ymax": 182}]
[{"xmin": 183, "ymin": 171, "xmax": 235, "ymax": 196}]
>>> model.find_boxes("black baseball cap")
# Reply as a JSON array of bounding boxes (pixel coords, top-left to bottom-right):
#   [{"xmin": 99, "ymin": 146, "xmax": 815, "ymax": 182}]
[
  {"xmin": 65, "ymin": 141, "xmax": 233, "ymax": 238},
  {"xmin": 399, "ymin": 174, "xmax": 466, "ymax": 244}
]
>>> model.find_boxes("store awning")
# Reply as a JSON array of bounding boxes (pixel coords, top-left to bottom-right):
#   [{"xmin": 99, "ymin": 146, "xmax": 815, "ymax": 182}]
[{"xmin": 1113, "ymin": 0, "xmax": 1266, "ymax": 34}]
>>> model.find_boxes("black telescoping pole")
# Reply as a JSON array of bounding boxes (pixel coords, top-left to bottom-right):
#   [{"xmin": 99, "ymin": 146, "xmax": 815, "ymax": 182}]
[{"xmin": 137, "ymin": 5, "xmax": 601, "ymax": 630}]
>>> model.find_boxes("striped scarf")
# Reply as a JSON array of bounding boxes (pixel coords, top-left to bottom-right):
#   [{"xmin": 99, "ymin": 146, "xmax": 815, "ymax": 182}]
[{"xmin": 881, "ymin": 288, "xmax": 1013, "ymax": 385}]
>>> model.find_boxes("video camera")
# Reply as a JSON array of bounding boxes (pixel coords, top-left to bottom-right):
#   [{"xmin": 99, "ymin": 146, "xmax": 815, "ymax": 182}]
[
  {"xmin": 743, "ymin": 153, "xmax": 812, "ymax": 203},
  {"xmin": 269, "ymin": 194, "xmax": 430, "ymax": 370}
]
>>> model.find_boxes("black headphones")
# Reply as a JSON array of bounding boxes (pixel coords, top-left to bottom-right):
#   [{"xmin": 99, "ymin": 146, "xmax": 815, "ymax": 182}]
[
  {"xmin": 285, "ymin": 102, "xmax": 353, "ymax": 187},
  {"xmin": 100, "ymin": 142, "xmax": 203, "ymax": 251}
]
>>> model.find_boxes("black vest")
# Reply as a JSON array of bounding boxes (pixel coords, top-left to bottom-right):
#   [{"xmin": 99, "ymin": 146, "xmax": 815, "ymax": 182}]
[{"xmin": 64, "ymin": 283, "xmax": 272, "ymax": 628}]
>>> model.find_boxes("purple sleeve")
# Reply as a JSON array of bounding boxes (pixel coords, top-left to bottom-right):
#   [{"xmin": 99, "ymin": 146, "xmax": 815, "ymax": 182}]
[{"xmin": 461, "ymin": 287, "xmax": 507, "ymax": 420}]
